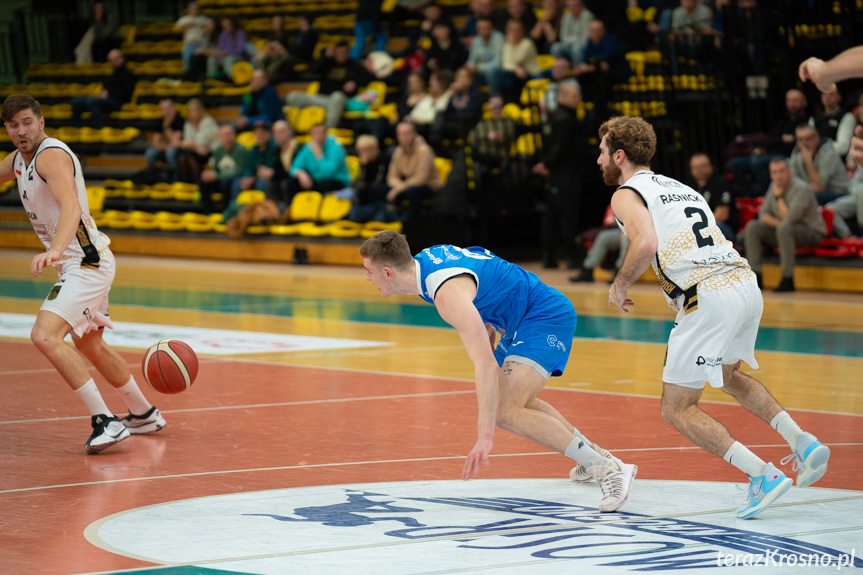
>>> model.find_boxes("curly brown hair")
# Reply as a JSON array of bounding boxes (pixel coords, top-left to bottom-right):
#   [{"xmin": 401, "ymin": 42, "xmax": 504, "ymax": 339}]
[
  {"xmin": 359, "ymin": 231, "xmax": 414, "ymax": 270},
  {"xmin": 598, "ymin": 116, "xmax": 656, "ymax": 167}
]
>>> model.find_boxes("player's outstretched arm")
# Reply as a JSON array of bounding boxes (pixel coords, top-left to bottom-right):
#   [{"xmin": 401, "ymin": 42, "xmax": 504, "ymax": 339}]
[
  {"xmin": 608, "ymin": 188, "xmax": 658, "ymax": 313},
  {"xmin": 434, "ymin": 276, "xmax": 499, "ymax": 480},
  {"xmin": 799, "ymin": 46, "xmax": 863, "ymax": 92},
  {"xmin": 30, "ymin": 148, "xmax": 82, "ymax": 277},
  {"xmin": 0, "ymin": 152, "xmax": 15, "ymax": 184}
]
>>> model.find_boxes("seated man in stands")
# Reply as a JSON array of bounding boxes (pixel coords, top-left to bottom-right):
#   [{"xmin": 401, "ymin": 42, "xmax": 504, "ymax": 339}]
[
  {"xmin": 729, "ymin": 89, "xmax": 808, "ymax": 197},
  {"xmin": 289, "ymin": 123, "xmax": 353, "ymax": 197},
  {"xmin": 434, "ymin": 66, "xmax": 484, "ymax": 144},
  {"xmin": 199, "ymin": 124, "xmax": 248, "ymax": 213},
  {"xmin": 743, "ymin": 157, "xmax": 826, "ymax": 293},
  {"xmin": 467, "ymin": 94, "xmax": 517, "ymax": 168},
  {"xmin": 385, "ymin": 122, "xmax": 443, "ymax": 222},
  {"xmin": 233, "ymin": 120, "xmax": 278, "ymax": 200},
  {"xmin": 263, "ymin": 120, "xmax": 299, "ymax": 212},
  {"xmin": 465, "ymin": 17, "xmax": 504, "ymax": 87},
  {"xmin": 236, "ymin": 69, "xmax": 285, "ymax": 131},
  {"xmin": 827, "ymin": 167, "xmax": 862, "ymax": 238},
  {"xmin": 285, "ymin": 42, "xmax": 375, "ymax": 129},
  {"xmin": 667, "ymin": 0, "xmax": 717, "ymax": 75},
  {"xmin": 424, "ymin": 20, "xmax": 468, "ymax": 73},
  {"xmin": 790, "ymin": 123, "xmax": 849, "ymax": 205},
  {"xmin": 572, "ymin": 19, "xmax": 629, "ymax": 106},
  {"xmin": 686, "ymin": 152, "xmax": 737, "ymax": 241},
  {"xmin": 460, "ymin": 0, "xmax": 496, "ymax": 46},
  {"xmin": 348, "ymin": 135, "xmax": 392, "ymax": 222},
  {"xmin": 144, "ymin": 98, "xmax": 184, "ymax": 183},
  {"xmin": 810, "ymin": 86, "xmax": 857, "ymax": 160},
  {"xmin": 71, "ymin": 49, "xmax": 135, "ymax": 129},
  {"xmin": 258, "ymin": 14, "xmax": 318, "ymax": 83}
]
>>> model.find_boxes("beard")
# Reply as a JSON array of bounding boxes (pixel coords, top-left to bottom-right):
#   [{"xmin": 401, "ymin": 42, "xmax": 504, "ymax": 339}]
[{"xmin": 601, "ymin": 161, "xmax": 622, "ymax": 186}]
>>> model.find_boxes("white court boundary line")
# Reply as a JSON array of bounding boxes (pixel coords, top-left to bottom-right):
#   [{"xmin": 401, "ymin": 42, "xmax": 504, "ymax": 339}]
[{"xmin": 2, "ymin": 443, "xmax": 861, "ymax": 496}]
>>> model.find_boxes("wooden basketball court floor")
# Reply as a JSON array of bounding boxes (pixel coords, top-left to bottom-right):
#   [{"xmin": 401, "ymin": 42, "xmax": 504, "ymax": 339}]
[{"xmin": 0, "ymin": 247, "xmax": 861, "ymax": 575}]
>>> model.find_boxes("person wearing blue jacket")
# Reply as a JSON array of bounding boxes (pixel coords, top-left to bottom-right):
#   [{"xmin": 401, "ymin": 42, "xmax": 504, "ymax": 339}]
[{"xmin": 236, "ymin": 69, "xmax": 285, "ymax": 131}]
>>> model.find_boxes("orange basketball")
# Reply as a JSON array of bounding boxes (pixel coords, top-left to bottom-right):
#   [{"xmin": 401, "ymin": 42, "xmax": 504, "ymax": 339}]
[{"xmin": 142, "ymin": 339, "xmax": 199, "ymax": 394}]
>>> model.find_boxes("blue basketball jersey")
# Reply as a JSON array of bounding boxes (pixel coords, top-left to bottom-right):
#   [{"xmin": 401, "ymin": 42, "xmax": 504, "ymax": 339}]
[{"xmin": 415, "ymin": 245, "xmax": 566, "ymax": 339}]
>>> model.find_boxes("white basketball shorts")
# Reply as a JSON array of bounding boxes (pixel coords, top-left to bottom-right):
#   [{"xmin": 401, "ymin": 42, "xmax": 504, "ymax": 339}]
[
  {"xmin": 663, "ymin": 274, "xmax": 762, "ymax": 388},
  {"xmin": 40, "ymin": 251, "xmax": 116, "ymax": 338}
]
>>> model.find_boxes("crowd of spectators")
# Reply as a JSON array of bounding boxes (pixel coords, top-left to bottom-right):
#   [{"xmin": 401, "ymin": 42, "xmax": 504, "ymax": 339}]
[{"xmin": 61, "ymin": 0, "xmax": 863, "ymax": 287}]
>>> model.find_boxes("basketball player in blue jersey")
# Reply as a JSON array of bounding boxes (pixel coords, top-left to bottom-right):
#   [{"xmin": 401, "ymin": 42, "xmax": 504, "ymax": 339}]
[
  {"xmin": 0, "ymin": 94, "xmax": 166, "ymax": 454},
  {"xmin": 598, "ymin": 115, "xmax": 830, "ymax": 518},
  {"xmin": 361, "ymin": 231, "xmax": 638, "ymax": 512}
]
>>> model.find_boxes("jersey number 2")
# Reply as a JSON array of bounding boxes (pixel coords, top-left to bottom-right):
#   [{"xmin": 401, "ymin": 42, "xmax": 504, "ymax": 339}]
[{"xmin": 684, "ymin": 207, "xmax": 714, "ymax": 248}]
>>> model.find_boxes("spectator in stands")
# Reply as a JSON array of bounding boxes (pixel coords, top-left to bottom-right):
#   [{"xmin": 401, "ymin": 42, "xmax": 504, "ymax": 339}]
[
  {"xmin": 175, "ymin": 2, "xmax": 213, "ymax": 76},
  {"xmin": 465, "ymin": 17, "xmax": 504, "ymax": 87},
  {"xmin": 494, "ymin": 0, "xmax": 538, "ymax": 35},
  {"xmin": 569, "ymin": 229, "xmax": 628, "ymax": 283},
  {"xmin": 539, "ymin": 57, "xmax": 572, "ymax": 118},
  {"xmin": 252, "ymin": 15, "xmax": 289, "ymax": 68},
  {"xmin": 529, "ymin": 0, "xmax": 563, "ymax": 55},
  {"xmin": 425, "ymin": 20, "xmax": 468, "ymax": 73},
  {"xmin": 667, "ymin": 0, "xmax": 717, "ymax": 75},
  {"xmin": 572, "ymin": 19, "xmax": 629, "ymax": 105},
  {"xmin": 207, "ymin": 17, "xmax": 249, "ymax": 80},
  {"xmin": 532, "ymin": 80, "xmax": 586, "ymax": 269},
  {"xmin": 434, "ymin": 66, "xmax": 484, "ymax": 143},
  {"xmin": 729, "ymin": 88, "xmax": 809, "ymax": 197},
  {"xmin": 490, "ymin": 20, "xmax": 540, "ymax": 102},
  {"xmin": 583, "ymin": 0, "xmax": 626, "ymax": 38},
  {"xmin": 70, "ymin": 49, "xmax": 135, "ymax": 129},
  {"xmin": 827, "ymin": 167, "xmax": 862, "ymax": 238},
  {"xmin": 177, "ymin": 98, "xmax": 219, "ymax": 183},
  {"xmin": 810, "ymin": 86, "xmax": 857, "ymax": 160},
  {"xmin": 75, "ymin": 1, "xmax": 123, "ymax": 65},
  {"xmin": 289, "ymin": 124, "xmax": 353, "ymax": 195},
  {"xmin": 686, "ymin": 152, "xmax": 737, "ymax": 241},
  {"xmin": 743, "ymin": 157, "xmax": 826, "ymax": 293},
  {"xmin": 257, "ymin": 14, "xmax": 317, "ymax": 83},
  {"xmin": 371, "ymin": 71, "xmax": 427, "ymax": 144},
  {"xmin": 551, "ymin": 0, "xmax": 593, "ymax": 66},
  {"xmin": 386, "ymin": 122, "xmax": 443, "ymax": 221},
  {"xmin": 199, "ymin": 124, "xmax": 248, "ymax": 213},
  {"xmin": 144, "ymin": 98, "xmax": 184, "ymax": 183},
  {"xmin": 467, "ymin": 94, "xmax": 517, "ymax": 168},
  {"xmin": 460, "ymin": 0, "xmax": 496, "ymax": 46},
  {"xmin": 407, "ymin": 69, "xmax": 453, "ymax": 139},
  {"xmin": 285, "ymin": 42, "xmax": 375, "ymax": 129},
  {"xmin": 719, "ymin": 0, "xmax": 775, "ymax": 77},
  {"xmin": 410, "ymin": 4, "xmax": 452, "ymax": 55},
  {"xmin": 236, "ymin": 69, "xmax": 285, "ymax": 132},
  {"xmin": 266, "ymin": 120, "xmax": 300, "ymax": 211},
  {"xmin": 234, "ymin": 120, "xmax": 279, "ymax": 199},
  {"xmin": 352, "ymin": 0, "xmax": 388, "ymax": 60},
  {"xmin": 789, "ymin": 123, "xmax": 849, "ymax": 205},
  {"xmin": 348, "ymin": 135, "xmax": 392, "ymax": 222}
]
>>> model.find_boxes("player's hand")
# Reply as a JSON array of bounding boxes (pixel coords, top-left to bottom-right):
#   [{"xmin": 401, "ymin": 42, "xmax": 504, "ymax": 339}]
[
  {"xmin": 609, "ymin": 282, "xmax": 634, "ymax": 313},
  {"xmin": 462, "ymin": 436, "xmax": 493, "ymax": 480},
  {"xmin": 31, "ymin": 250, "xmax": 59, "ymax": 277},
  {"xmin": 799, "ymin": 57, "xmax": 835, "ymax": 93}
]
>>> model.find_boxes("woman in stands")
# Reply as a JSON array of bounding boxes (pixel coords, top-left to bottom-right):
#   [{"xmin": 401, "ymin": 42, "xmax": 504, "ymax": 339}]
[{"xmin": 178, "ymin": 99, "xmax": 219, "ymax": 183}]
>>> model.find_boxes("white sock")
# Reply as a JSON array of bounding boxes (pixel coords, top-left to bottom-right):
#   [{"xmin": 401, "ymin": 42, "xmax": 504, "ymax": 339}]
[
  {"xmin": 564, "ymin": 437, "xmax": 606, "ymax": 466},
  {"xmin": 74, "ymin": 379, "xmax": 112, "ymax": 417},
  {"xmin": 770, "ymin": 411, "xmax": 803, "ymax": 451},
  {"xmin": 723, "ymin": 441, "xmax": 766, "ymax": 476},
  {"xmin": 114, "ymin": 376, "xmax": 153, "ymax": 415}
]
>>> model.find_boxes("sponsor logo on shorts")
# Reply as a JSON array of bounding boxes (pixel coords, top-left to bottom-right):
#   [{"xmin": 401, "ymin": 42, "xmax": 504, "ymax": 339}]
[
  {"xmin": 47, "ymin": 285, "xmax": 62, "ymax": 300},
  {"xmin": 696, "ymin": 356, "xmax": 722, "ymax": 367},
  {"xmin": 547, "ymin": 335, "xmax": 557, "ymax": 347}
]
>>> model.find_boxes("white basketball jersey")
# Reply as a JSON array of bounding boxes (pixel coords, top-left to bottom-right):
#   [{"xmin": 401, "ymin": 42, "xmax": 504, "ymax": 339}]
[
  {"xmin": 616, "ymin": 170, "xmax": 751, "ymax": 310},
  {"xmin": 14, "ymin": 137, "xmax": 110, "ymax": 270}
]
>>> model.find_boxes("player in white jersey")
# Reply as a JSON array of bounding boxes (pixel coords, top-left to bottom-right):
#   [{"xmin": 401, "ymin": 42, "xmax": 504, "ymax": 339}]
[
  {"xmin": 597, "ymin": 116, "xmax": 829, "ymax": 519},
  {"xmin": 0, "ymin": 94, "xmax": 166, "ymax": 454}
]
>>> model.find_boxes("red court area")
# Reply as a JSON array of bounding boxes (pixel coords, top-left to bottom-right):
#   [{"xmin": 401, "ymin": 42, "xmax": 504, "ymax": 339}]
[{"xmin": 1, "ymin": 339, "xmax": 861, "ymax": 575}]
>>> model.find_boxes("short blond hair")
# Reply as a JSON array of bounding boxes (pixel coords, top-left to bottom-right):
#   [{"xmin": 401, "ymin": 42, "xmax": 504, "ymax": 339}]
[
  {"xmin": 355, "ymin": 134, "xmax": 379, "ymax": 152},
  {"xmin": 359, "ymin": 231, "xmax": 413, "ymax": 270}
]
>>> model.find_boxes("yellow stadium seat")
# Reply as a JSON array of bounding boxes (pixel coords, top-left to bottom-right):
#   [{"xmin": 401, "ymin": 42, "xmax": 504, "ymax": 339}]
[
  {"xmin": 306, "ymin": 81, "xmax": 320, "ymax": 96},
  {"xmin": 86, "ymin": 186, "xmax": 106, "ymax": 212},
  {"xmin": 319, "ymin": 195, "xmax": 352, "ymax": 222},
  {"xmin": 293, "ymin": 106, "xmax": 327, "ymax": 133},
  {"xmin": 296, "ymin": 221, "xmax": 330, "ymax": 236},
  {"xmin": 537, "ymin": 54, "xmax": 555, "ymax": 71},
  {"xmin": 231, "ymin": 61, "xmax": 255, "ymax": 85},
  {"xmin": 328, "ymin": 220, "xmax": 362, "ymax": 238},
  {"xmin": 345, "ymin": 156, "xmax": 361, "ymax": 181},
  {"xmin": 434, "ymin": 157, "xmax": 453, "ymax": 185},
  {"xmin": 289, "ymin": 191, "xmax": 323, "ymax": 222},
  {"xmin": 360, "ymin": 221, "xmax": 403, "ymax": 239},
  {"xmin": 236, "ymin": 190, "xmax": 266, "ymax": 204},
  {"xmin": 236, "ymin": 130, "xmax": 258, "ymax": 149}
]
